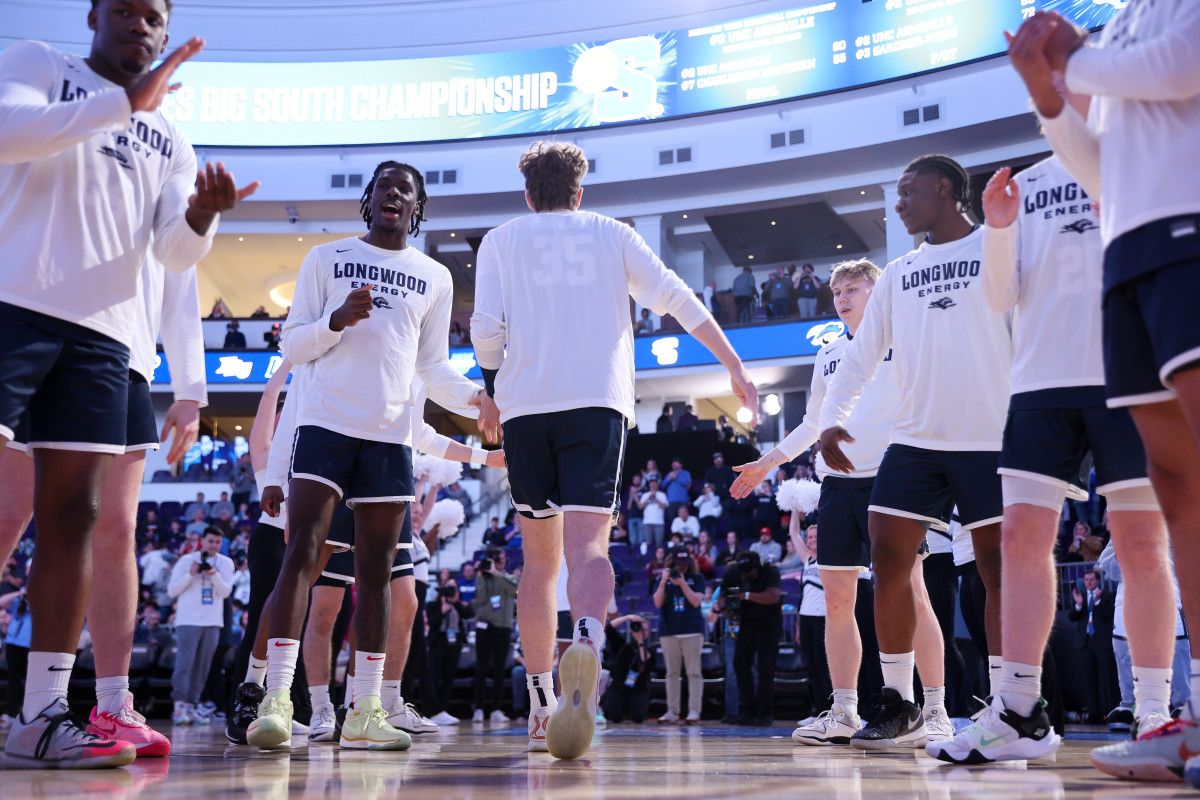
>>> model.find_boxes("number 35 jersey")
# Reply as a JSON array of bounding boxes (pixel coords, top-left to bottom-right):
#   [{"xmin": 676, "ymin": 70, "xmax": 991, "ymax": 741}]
[{"xmin": 471, "ymin": 210, "xmax": 709, "ymax": 425}]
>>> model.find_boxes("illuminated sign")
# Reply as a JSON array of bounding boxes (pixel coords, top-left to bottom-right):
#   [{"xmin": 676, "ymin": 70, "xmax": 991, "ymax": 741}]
[{"xmin": 154, "ymin": 1, "xmax": 1115, "ymax": 147}]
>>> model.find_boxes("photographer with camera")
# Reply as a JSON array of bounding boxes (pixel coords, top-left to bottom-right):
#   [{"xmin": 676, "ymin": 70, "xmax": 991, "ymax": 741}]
[
  {"xmin": 602, "ymin": 615, "xmax": 654, "ymax": 723},
  {"xmin": 471, "ymin": 549, "xmax": 519, "ymax": 723},
  {"xmin": 427, "ymin": 578, "xmax": 474, "ymax": 725},
  {"xmin": 167, "ymin": 527, "xmax": 234, "ymax": 725},
  {"xmin": 263, "ymin": 322, "xmax": 282, "ymax": 351},
  {"xmin": 717, "ymin": 549, "xmax": 782, "ymax": 726},
  {"xmin": 654, "ymin": 547, "xmax": 707, "ymax": 724}
]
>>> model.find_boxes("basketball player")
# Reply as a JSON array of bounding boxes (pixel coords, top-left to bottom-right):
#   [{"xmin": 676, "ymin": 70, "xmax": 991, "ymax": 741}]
[
  {"xmin": 246, "ymin": 160, "xmax": 484, "ymax": 752},
  {"xmin": 731, "ymin": 259, "xmax": 953, "ymax": 747},
  {"xmin": 928, "ymin": 147, "xmax": 1174, "ymax": 763},
  {"xmin": 818, "ymin": 155, "xmax": 1012, "ymax": 750},
  {"xmin": 471, "ymin": 141, "xmax": 757, "ymax": 758},
  {"xmin": 1006, "ymin": 7, "xmax": 1200, "ymax": 782},
  {"xmin": 0, "ymin": 0, "xmax": 256, "ymax": 768}
]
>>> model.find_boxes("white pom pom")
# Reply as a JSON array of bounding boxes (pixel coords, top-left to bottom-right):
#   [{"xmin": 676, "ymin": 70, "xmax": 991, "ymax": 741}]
[
  {"xmin": 425, "ymin": 498, "xmax": 467, "ymax": 540},
  {"xmin": 413, "ymin": 453, "xmax": 463, "ymax": 487},
  {"xmin": 775, "ymin": 478, "xmax": 822, "ymax": 514}
]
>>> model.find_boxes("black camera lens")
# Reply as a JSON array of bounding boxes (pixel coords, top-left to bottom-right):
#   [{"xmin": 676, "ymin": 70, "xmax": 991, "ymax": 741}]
[{"xmin": 629, "ymin": 620, "xmax": 643, "ymax": 633}]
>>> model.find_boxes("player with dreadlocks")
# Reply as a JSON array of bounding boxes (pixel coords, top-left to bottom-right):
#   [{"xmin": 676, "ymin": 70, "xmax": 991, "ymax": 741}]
[
  {"xmin": 246, "ymin": 160, "xmax": 492, "ymax": 752},
  {"xmin": 818, "ymin": 154, "xmax": 1013, "ymax": 751}
]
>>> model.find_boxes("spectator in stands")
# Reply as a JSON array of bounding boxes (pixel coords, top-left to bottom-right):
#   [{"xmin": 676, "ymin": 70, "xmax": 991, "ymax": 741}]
[
  {"xmin": 694, "ymin": 483, "xmax": 723, "ymax": 534},
  {"xmin": 702, "ymin": 280, "xmax": 720, "ymax": 323},
  {"xmin": 671, "ymin": 506, "xmax": 700, "ymax": 540},
  {"xmin": 1060, "ymin": 521, "xmax": 1106, "ymax": 564},
  {"xmin": 624, "ymin": 474, "xmax": 645, "ymax": 552},
  {"xmin": 794, "ymin": 263, "xmax": 821, "ymax": 318},
  {"xmin": 471, "ymin": 550, "xmax": 519, "ymax": 723},
  {"xmin": 765, "ymin": 267, "xmax": 793, "ymax": 319},
  {"xmin": 231, "ymin": 558, "xmax": 251, "ymax": 605},
  {"xmin": 1069, "ymin": 569, "xmax": 1118, "ymax": 724},
  {"xmin": 638, "ymin": 479, "xmax": 669, "ymax": 550},
  {"xmin": 751, "ymin": 481, "xmax": 781, "ymax": 534},
  {"xmin": 646, "ymin": 546, "xmax": 669, "ymax": 587},
  {"xmin": 249, "ymin": 305, "xmax": 270, "ymax": 319},
  {"xmin": 208, "ymin": 299, "xmax": 227, "ymax": 319},
  {"xmin": 661, "ymin": 458, "xmax": 693, "ymax": 517},
  {"xmin": 427, "ymin": 580, "xmax": 473, "ymax": 722},
  {"xmin": 655, "ymin": 404, "xmax": 674, "ymax": 433},
  {"xmin": 211, "ymin": 491, "xmax": 234, "ymax": 519},
  {"xmin": 675, "ymin": 404, "xmax": 699, "ymax": 432},
  {"xmin": 815, "ymin": 278, "xmax": 835, "ymax": 317},
  {"xmin": 233, "ymin": 503, "xmax": 252, "ymax": 524},
  {"xmin": 230, "ymin": 455, "xmax": 254, "ymax": 509},
  {"xmin": 262, "ymin": 321, "xmax": 282, "ymax": 351},
  {"xmin": 134, "ymin": 605, "xmax": 170, "ymax": 648},
  {"xmin": 610, "ymin": 517, "xmax": 629, "ymax": 544},
  {"xmin": 732, "ymin": 266, "xmax": 758, "ymax": 323},
  {"xmin": 223, "ymin": 319, "xmax": 247, "ymax": 349},
  {"xmin": 1, "ymin": 588, "xmax": 31, "ymax": 721},
  {"xmin": 168, "ymin": 528, "xmax": 234, "ymax": 725},
  {"xmin": 457, "ymin": 562, "xmax": 478, "ymax": 605},
  {"xmin": 691, "ymin": 535, "xmax": 715, "ymax": 579},
  {"xmin": 184, "ymin": 492, "xmax": 209, "ymax": 521},
  {"xmin": 635, "ymin": 308, "xmax": 658, "ymax": 335},
  {"xmin": 696, "ymin": 530, "xmax": 718, "ymax": 564},
  {"xmin": 482, "ymin": 516, "xmax": 507, "ymax": 549},
  {"xmin": 750, "ymin": 527, "xmax": 782, "ymax": 565},
  {"xmin": 718, "ymin": 531, "xmax": 743, "ymax": 567},
  {"xmin": 718, "ymin": 550, "xmax": 783, "ymax": 725},
  {"xmin": 705, "ymin": 452, "xmax": 736, "ymax": 498},
  {"xmin": 139, "ymin": 537, "xmax": 175, "ymax": 609},
  {"xmin": 719, "ymin": 415, "xmax": 735, "ymax": 443},
  {"xmin": 185, "ymin": 508, "xmax": 209, "ymax": 538},
  {"xmin": 654, "ymin": 548, "xmax": 707, "ymax": 724},
  {"xmin": 136, "ymin": 508, "xmax": 160, "ymax": 545},
  {"xmin": 602, "ymin": 616, "xmax": 653, "ymax": 723},
  {"xmin": 642, "ymin": 458, "xmax": 662, "ymax": 485},
  {"xmin": 449, "ymin": 321, "xmax": 468, "ymax": 347}
]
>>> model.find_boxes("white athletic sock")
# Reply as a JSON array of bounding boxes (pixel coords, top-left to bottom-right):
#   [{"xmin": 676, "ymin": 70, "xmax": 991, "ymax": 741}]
[
  {"xmin": 246, "ymin": 657, "xmax": 268, "ymax": 687},
  {"xmin": 309, "ymin": 684, "xmax": 331, "ymax": 711},
  {"xmin": 574, "ymin": 617, "xmax": 603, "ymax": 661},
  {"xmin": 923, "ymin": 686, "xmax": 946, "ymax": 715},
  {"xmin": 1133, "ymin": 666, "xmax": 1172, "ymax": 720},
  {"xmin": 832, "ymin": 688, "xmax": 858, "ymax": 720},
  {"xmin": 998, "ymin": 661, "xmax": 1042, "ymax": 717},
  {"xmin": 988, "ymin": 656, "xmax": 1003, "ymax": 695},
  {"xmin": 880, "ymin": 651, "xmax": 915, "ymax": 703},
  {"xmin": 23, "ymin": 652, "xmax": 74, "ymax": 720},
  {"xmin": 266, "ymin": 639, "xmax": 300, "ymax": 694},
  {"xmin": 381, "ymin": 680, "xmax": 403, "ymax": 710},
  {"xmin": 353, "ymin": 652, "xmax": 385, "ymax": 706},
  {"xmin": 95, "ymin": 675, "xmax": 129, "ymax": 715},
  {"xmin": 527, "ymin": 671, "xmax": 557, "ymax": 712},
  {"xmin": 1189, "ymin": 659, "xmax": 1200, "ymax": 719}
]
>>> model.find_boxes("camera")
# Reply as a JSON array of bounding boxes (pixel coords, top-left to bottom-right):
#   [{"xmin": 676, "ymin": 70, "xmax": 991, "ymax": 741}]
[
  {"xmin": 629, "ymin": 620, "xmax": 643, "ymax": 633},
  {"xmin": 668, "ymin": 568, "xmax": 681, "ymax": 580},
  {"xmin": 439, "ymin": 584, "xmax": 458, "ymax": 599},
  {"xmin": 198, "ymin": 553, "xmax": 213, "ymax": 572},
  {"xmin": 479, "ymin": 558, "xmax": 493, "ymax": 573}
]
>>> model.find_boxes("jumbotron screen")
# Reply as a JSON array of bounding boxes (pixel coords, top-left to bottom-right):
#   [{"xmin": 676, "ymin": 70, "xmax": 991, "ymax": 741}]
[{"xmin": 161, "ymin": 0, "xmax": 1119, "ymax": 147}]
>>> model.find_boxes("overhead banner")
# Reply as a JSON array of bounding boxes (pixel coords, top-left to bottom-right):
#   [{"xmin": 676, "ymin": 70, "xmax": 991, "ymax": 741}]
[{"xmin": 160, "ymin": 0, "xmax": 1117, "ymax": 147}]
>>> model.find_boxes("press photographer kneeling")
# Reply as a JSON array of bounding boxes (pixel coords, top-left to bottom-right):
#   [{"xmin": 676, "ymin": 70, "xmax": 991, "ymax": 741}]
[{"xmin": 717, "ymin": 550, "xmax": 782, "ymax": 726}]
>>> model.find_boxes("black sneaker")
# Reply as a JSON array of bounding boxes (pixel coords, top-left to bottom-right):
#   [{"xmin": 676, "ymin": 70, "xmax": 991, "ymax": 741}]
[
  {"xmin": 850, "ymin": 688, "xmax": 926, "ymax": 751},
  {"xmin": 1106, "ymin": 705, "xmax": 1134, "ymax": 733},
  {"xmin": 226, "ymin": 682, "xmax": 265, "ymax": 745}
]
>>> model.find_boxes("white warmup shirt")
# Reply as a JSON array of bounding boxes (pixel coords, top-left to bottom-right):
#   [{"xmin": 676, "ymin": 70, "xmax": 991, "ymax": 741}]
[
  {"xmin": 821, "ymin": 228, "xmax": 1013, "ymax": 451},
  {"xmin": 983, "ymin": 157, "xmax": 1103, "ymax": 394},
  {"xmin": 471, "ymin": 210, "xmax": 710, "ymax": 424},
  {"xmin": 0, "ymin": 41, "xmax": 215, "ymax": 347},
  {"xmin": 167, "ymin": 550, "xmax": 234, "ymax": 628},
  {"xmin": 281, "ymin": 237, "xmax": 477, "ymax": 444},
  {"xmin": 133, "ymin": 255, "xmax": 207, "ymax": 404},
  {"xmin": 1040, "ymin": 1, "xmax": 1200, "ymax": 253},
  {"xmin": 412, "ymin": 534, "xmax": 431, "ymax": 585},
  {"xmin": 778, "ymin": 333, "xmax": 899, "ymax": 477},
  {"xmin": 799, "ymin": 557, "xmax": 826, "ymax": 617},
  {"xmin": 639, "ymin": 491, "xmax": 668, "ymax": 526}
]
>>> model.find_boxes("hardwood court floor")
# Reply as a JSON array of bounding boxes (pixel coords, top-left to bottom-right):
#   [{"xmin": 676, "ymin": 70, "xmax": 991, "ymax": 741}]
[{"xmin": 0, "ymin": 720, "xmax": 1193, "ymax": 799}]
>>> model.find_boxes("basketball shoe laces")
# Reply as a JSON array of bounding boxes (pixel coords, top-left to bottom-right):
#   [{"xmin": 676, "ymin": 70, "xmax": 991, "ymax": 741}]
[{"xmin": 35, "ymin": 709, "xmax": 110, "ymax": 760}]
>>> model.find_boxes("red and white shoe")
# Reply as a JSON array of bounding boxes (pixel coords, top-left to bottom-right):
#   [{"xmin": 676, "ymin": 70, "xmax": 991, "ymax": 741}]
[
  {"xmin": 527, "ymin": 705, "xmax": 552, "ymax": 752},
  {"xmin": 88, "ymin": 696, "xmax": 172, "ymax": 758}
]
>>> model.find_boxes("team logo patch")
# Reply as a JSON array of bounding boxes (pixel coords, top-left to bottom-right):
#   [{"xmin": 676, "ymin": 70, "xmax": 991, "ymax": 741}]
[
  {"xmin": 928, "ymin": 297, "xmax": 956, "ymax": 310},
  {"xmin": 98, "ymin": 145, "xmax": 133, "ymax": 170},
  {"xmin": 650, "ymin": 337, "xmax": 680, "ymax": 366},
  {"xmin": 1061, "ymin": 219, "xmax": 1098, "ymax": 235},
  {"xmin": 805, "ymin": 320, "xmax": 845, "ymax": 347},
  {"xmin": 372, "ymin": 296, "xmax": 393, "ymax": 310}
]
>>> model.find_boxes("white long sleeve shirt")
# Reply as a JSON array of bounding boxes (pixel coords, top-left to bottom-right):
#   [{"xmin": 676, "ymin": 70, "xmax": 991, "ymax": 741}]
[
  {"xmin": 821, "ymin": 227, "xmax": 1013, "ymax": 451},
  {"xmin": 778, "ymin": 332, "xmax": 899, "ymax": 478},
  {"xmin": 471, "ymin": 210, "xmax": 710, "ymax": 424},
  {"xmin": 281, "ymin": 237, "xmax": 477, "ymax": 445},
  {"xmin": 132, "ymin": 255, "xmax": 207, "ymax": 404},
  {"xmin": 1041, "ymin": 1, "xmax": 1200, "ymax": 260},
  {"xmin": 982, "ymin": 157, "xmax": 1104, "ymax": 395},
  {"xmin": 167, "ymin": 550, "xmax": 234, "ymax": 628},
  {"xmin": 0, "ymin": 41, "xmax": 215, "ymax": 348}
]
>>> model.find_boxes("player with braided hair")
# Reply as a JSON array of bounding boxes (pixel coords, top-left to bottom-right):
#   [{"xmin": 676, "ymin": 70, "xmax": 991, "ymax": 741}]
[{"xmin": 360, "ymin": 160, "xmax": 428, "ymax": 235}]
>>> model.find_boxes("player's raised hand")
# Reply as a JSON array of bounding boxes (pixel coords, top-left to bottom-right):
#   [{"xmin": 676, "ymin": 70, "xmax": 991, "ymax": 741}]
[
  {"xmin": 730, "ymin": 459, "xmax": 770, "ymax": 500},
  {"xmin": 191, "ymin": 161, "xmax": 260, "ymax": 214},
  {"xmin": 818, "ymin": 426, "xmax": 856, "ymax": 474},
  {"xmin": 330, "ymin": 285, "xmax": 374, "ymax": 331},
  {"xmin": 983, "ymin": 167, "xmax": 1020, "ymax": 229},
  {"xmin": 126, "ymin": 37, "xmax": 204, "ymax": 113}
]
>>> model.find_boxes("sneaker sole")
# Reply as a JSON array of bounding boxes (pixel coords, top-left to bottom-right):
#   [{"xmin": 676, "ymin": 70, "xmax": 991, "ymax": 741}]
[
  {"xmin": 1090, "ymin": 752, "xmax": 1184, "ymax": 783},
  {"xmin": 546, "ymin": 644, "xmax": 599, "ymax": 760},
  {"xmin": 851, "ymin": 731, "xmax": 927, "ymax": 751},
  {"xmin": 930, "ymin": 732, "xmax": 1061, "ymax": 765},
  {"xmin": 3, "ymin": 745, "xmax": 136, "ymax": 770},
  {"xmin": 792, "ymin": 733, "xmax": 853, "ymax": 746},
  {"xmin": 132, "ymin": 739, "xmax": 172, "ymax": 758},
  {"xmin": 527, "ymin": 739, "xmax": 549, "ymax": 753},
  {"xmin": 338, "ymin": 736, "xmax": 411, "ymax": 751},
  {"xmin": 247, "ymin": 718, "xmax": 292, "ymax": 750}
]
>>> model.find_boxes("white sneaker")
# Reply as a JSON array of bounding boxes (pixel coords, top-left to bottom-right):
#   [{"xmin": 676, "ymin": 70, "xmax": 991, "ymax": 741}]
[
  {"xmin": 471, "ymin": 709, "xmax": 484, "ymax": 723},
  {"xmin": 388, "ymin": 699, "xmax": 439, "ymax": 734},
  {"xmin": 685, "ymin": 711, "xmax": 700, "ymax": 724},
  {"xmin": 430, "ymin": 711, "xmax": 460, "ymax": 726},
  {"xmin": 923, "ymin": 706, "xmax": 955, "ymax": 743},
  {"xmin": 527, "ymin": 705, "xmax": 553, "ymax": 752},
  {"xmin": 1134, "ymin": 712, "xmax": 1175, "ymax": 740},
  {"xmin": 657, "ymin": 711, "xmax": 681, "ymax": 724},
  {"xmin": 792, "ymin": 705, "xmax": 861, "ymax": 746},
  {"xmin": 309, "ymin": 703, "xmax": 339, "ymax": 743},
  {"xmin": 926, "ymin": 696, "xmax": 1059, "ymax": 764},
  {"xmin": 489, "ymin": 710, "xmax": 510, "ymax": 724},
  {"xmin": 546, "ymin": 641, "xmax": 600, "ymax": 760},
  {"xmin": 291, "ymin": 719, "xmax": 310, "ymax": 735},
  {"xmin": 172, "ymin": 701, "xmax": 193, "ymax": 726}
]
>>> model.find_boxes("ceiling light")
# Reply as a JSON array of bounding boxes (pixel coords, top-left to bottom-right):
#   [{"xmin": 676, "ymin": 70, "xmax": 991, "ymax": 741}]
[
  {"xmin": 682, "ymin": 213, "xmax": 689, "ymax": 219},
  {"xmin": 770, "ymin": 220, "xmax": 776, "ymax": 226},
  {"xmin": 297, "ymin": 236, "xmax": 303, "ymax": 242},
  {"xmin": 762, "ymin": 394, "xmax": 781, "ymax": 416},
  {"xmin": 748, "ymin": 255, "xmax": 754, "ymax": 260},
  {"xmin": 836, "ymin": 244, "xmax": 843, "ymax": 250},
  {"xmin": 860, "ymin": 189, "xmax": 867, "ymax": 195},
  {"xmin": 234, "ymin": 425, "xmax": 243, "ymax": 431},
  {"xmin": 735, "ymin": 407, "xmax": 753, "ymax": 425},
  {"xmin": 466, "ymin": 263, "xmax": 473, "ymax": 269},
  {"xmin": 450, "ymin": 232, "xmax": 457, "ymax": 238},
  {"xmin": 237, "ymin": 236, "xmax": 244, "ymax": 242}
]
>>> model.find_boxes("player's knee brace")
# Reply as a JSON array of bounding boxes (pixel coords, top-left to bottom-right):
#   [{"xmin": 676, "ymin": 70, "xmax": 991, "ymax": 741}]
[
  {"xmin": 1001, "ymin": 474, "xmax": 1068, "ymax": 512},
  {"xmin": 1103, "ymin": 482, "xmax": 1161, "ymax": 512}
]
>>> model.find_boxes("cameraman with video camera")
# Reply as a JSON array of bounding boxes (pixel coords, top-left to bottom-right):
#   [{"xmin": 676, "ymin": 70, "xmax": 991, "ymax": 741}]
[
  {"xmin": 717, "ymin": 549, "xmax": 782, "ymax": 726},
  {"xmin": 602, "ymin": 615, "xmax": 654, "ymax": 723},
  {"xmin": 167, "ymin": 527, "xmax": 234, "ymax": 725},
  {"xmin": 471, "ymin": 549, "xmax": 519, "ymax": 722},
  {"xmin": 263, "ymin": 321, "xmax": 282, "ymax": 351},
  {"xmin": 427, "ymin": 579, "xmax": 474, "ymax": 722},
  {"xmin": 654, "ymin": 547, "xmax": 706, "ymax": 724}
]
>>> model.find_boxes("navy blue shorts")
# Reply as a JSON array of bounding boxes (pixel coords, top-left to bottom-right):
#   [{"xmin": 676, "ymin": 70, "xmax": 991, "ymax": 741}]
[
  {"xmin": 290, "ymin": 425, "xmax": 414, "ymax": 507},
  {"xmin": 0, "ymin": 303, "xmax": 129, "ymax": 454},
  {"xmin": 502, "ymin": 407, "xmax": 626, "ymax": 518},
  {"xmin": 870, "ymin": 444, "xmax": 1003, "ymax": 531},
  {"xmin": 317, "ymin": 501, "xmax": 413, "ymax": 586},
  {"xmin": 815, "ymin": 476, "xmax": 872, "ymax": 571},
  {"xmin": 999, "ymin": 387, "xmax": 1149, "ymax": 498},
  {"xmin": 7, "ymin": 370, "xmax": 159, "ymax": 455},
  {"xmin": 1103, "ymin": 216, "xmax": 1200, "ymax": 408}
]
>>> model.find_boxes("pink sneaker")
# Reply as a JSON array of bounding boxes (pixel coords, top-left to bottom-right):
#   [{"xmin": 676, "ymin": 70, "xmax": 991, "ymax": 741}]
[{"xmin": 88, "ymin": 696, "xmax": 172, "ymax": 758}]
